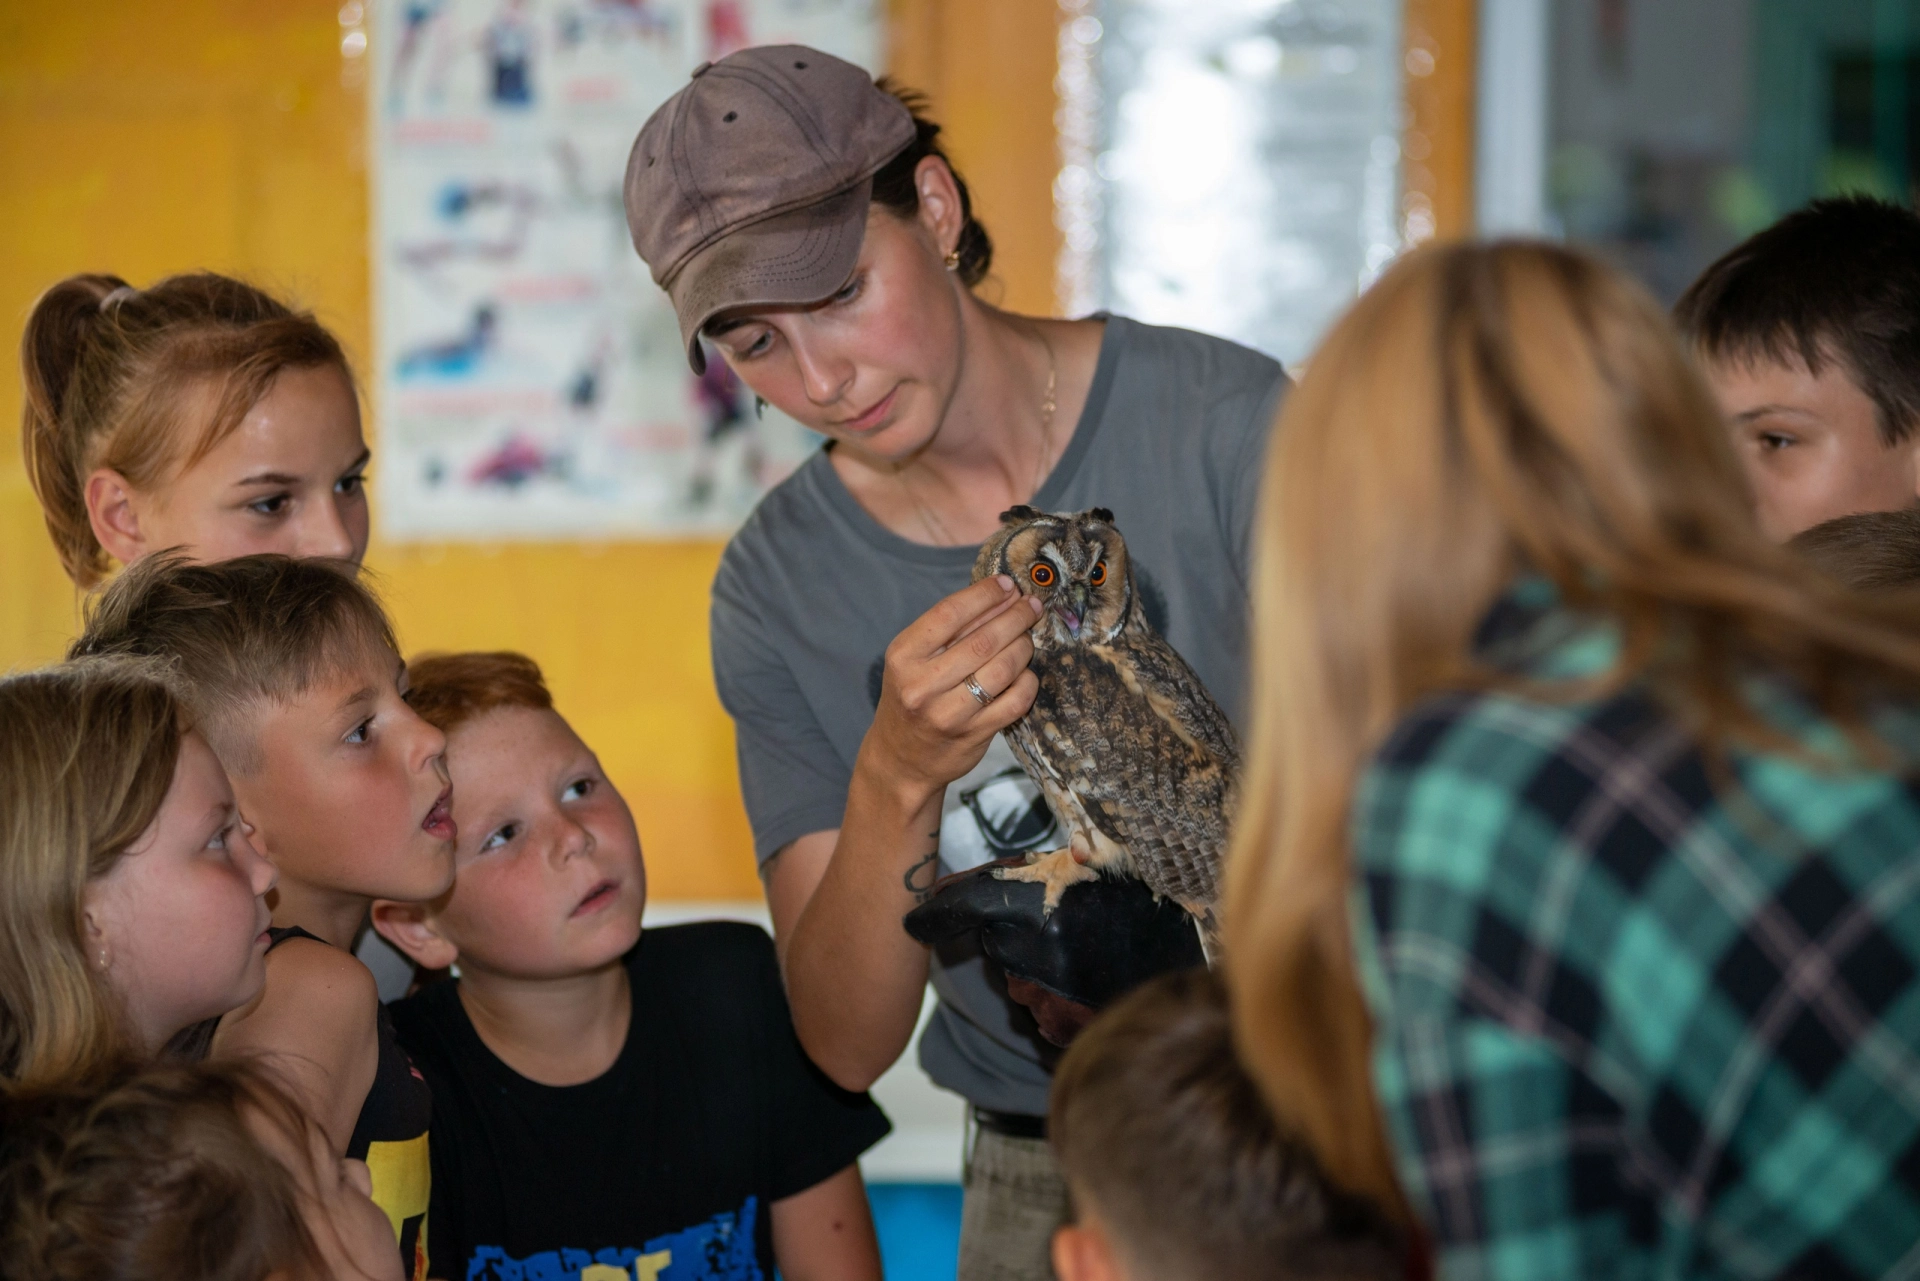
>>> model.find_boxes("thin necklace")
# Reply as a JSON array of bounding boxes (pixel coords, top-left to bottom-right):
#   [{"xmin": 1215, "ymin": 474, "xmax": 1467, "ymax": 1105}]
[{"xmin": 905, "ymin": 328, "xmax": 1058, "ymax": 545}]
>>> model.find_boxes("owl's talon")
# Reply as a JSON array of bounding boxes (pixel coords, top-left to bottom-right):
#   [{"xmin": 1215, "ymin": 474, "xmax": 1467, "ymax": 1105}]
[{"xmin": 992, "ymin": 848, "xmax": 1100, "ymax": 913}]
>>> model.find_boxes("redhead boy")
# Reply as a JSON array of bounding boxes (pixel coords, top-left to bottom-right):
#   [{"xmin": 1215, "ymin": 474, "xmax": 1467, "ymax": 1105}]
[
  {"xmin": 71, "ymin": 553, "xmax": 453, "ymax": 1280},
  {"xmin": 372, "ymin": 652, "xmax": 888, "ymax": 1281},
  {"xmin": 1675, "ymin": 196, "xmax": 1920, "ymax": 539}
]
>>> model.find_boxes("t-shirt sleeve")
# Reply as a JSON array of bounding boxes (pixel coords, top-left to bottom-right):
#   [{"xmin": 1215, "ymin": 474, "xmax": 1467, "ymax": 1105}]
[
  {"xmin": 711, "ymin": 548, "xmax": 855, "ymax": 864},
  {"xmin": 1210, "ymin": 367, "xmax": 1287, "ymax": 584},
  {"xmin": 738, "ymin": 926, "xmax": 893, "ymax": 1199}
]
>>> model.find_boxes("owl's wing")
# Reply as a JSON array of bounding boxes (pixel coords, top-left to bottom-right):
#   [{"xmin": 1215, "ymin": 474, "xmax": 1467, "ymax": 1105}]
[
  {"xmin": 1111, "ymin": 630, "xmax": 1240, "ymax": 772},
  {"xmin": 1018, "ymin": 639, "xmax": 1237, "ymax": 912}
]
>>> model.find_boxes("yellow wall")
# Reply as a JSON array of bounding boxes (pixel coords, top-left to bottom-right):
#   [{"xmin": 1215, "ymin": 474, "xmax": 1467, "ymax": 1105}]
[{"xmin": 0, "ymin": 2, "xmax": 1061, "ymax": 901}]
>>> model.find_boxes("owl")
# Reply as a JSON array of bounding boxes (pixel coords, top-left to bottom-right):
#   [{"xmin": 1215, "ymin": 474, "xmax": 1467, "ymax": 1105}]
[{"xmin": 972, "ymin": 505, "xmax": 1239, "ymax": 943}]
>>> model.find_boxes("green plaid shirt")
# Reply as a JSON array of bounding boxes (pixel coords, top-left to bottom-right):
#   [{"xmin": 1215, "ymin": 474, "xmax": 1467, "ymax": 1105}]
[{"xmin": 1354, "ymin": 586, "xmax": 1920, "ymax": 1280}]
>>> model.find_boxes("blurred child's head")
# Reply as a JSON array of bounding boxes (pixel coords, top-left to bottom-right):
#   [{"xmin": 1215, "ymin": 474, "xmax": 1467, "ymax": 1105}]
[
  {"xmin": 0, "ymin": 1058, "xmax": 401, "ymax": 1281},
  {"xmin": 0, "ymin": 662, "xmax": 276, "ymax": 1086},
  {"xmin": 1049, "ymin": 968, "xmax": 1403, "ymax": 1281},
  {"xmin": 1675, "ymin": 196, "xmax": 1920, "ymax": 539},
  {"xmin": 20, "ymin": 272, "xmax": 367, "ymax": 587},
  {"xmin": 1789, "ymin": 506, "xmax": 1920, "ymax": 592},
  {"xmin": 69, "ymin": 555, "xmax": 454, "ymax": 907},
  {"xmin": 372, "ymin": 652, "xmax": 645, "ymax": 984}
]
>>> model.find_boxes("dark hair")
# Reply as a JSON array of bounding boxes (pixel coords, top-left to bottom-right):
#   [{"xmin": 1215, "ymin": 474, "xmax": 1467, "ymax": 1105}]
[
  {"xmin": 1674, "ymin": 196, "xmax": 1920, "ymax": 445},
  {"xmin": 868, "ymin": 79, "xmax": 994, "ymax": 289},
  {"xmin": 68, "ymin": 553, "xmax": 398, "ymax": 773},
  {"xmin": 20, "ymin": 272, "xmax": 353, "ymax": 588},
  {"xmin": 404, "ymin": 650, "xmax": 554, "ymax": 735},
  {"xmin": 1050, "ymin": 969, "xmax": 1405, "ymax": 1281},
  {"xmin": 0, "ymin": 1059, "xmax": 325, "ymax": 1281},
  {"xmin": 1790, "ymin": 506, "xmax": 1920, "ymax": 591}
]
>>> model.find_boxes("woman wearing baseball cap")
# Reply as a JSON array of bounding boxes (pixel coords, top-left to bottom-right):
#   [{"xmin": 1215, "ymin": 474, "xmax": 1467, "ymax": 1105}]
[{"xmin": 625, "ymin": 45, "xmax": 1287, "ymax": 1279}]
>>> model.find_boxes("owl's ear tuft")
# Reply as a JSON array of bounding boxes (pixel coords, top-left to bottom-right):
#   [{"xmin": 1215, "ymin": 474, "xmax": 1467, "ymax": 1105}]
[
  {"xmin": 1000, "ymin": 505, "xmax": 1042, "ymax": 525},
  {"xmin": 1088, "ymin": 507, "xmax": 1115, "ymax": 524}
]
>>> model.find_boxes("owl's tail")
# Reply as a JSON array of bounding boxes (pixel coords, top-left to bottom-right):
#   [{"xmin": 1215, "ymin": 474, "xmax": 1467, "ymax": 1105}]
[{"xmin": 1195, "ymin": 911, "xmax": 1223, "ymax": 968}]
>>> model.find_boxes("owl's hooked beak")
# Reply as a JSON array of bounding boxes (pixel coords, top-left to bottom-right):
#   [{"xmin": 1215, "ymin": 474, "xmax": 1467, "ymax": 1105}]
[{"xmin": 1054, "ymin": 582, "xmax": 1090, "ymax": 638}]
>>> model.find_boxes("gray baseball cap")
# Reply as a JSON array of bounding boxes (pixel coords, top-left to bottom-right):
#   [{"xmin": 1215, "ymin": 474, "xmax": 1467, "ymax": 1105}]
[{"xmin": 624, "ymin": 45, "xmax": 916, "ymax": 373}]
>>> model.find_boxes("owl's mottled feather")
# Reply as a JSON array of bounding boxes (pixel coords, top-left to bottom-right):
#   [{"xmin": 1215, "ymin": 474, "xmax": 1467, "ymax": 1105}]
[{"xmin": 972, "ymin": 506, "xmax": 1239, "ymax": 922}]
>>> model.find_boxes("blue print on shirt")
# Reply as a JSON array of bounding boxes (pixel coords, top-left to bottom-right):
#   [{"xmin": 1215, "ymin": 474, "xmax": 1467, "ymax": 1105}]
[{"xmin": 463, "ymin": 1196, "xmax": 761, "ymax": 1280}]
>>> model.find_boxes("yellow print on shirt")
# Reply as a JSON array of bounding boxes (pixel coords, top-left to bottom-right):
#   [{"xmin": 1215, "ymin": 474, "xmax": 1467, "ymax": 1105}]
[
  {"xmin": 365, "ymin": 1132, "xmax": 431, "ymax": 1281},
  {"xmin": 581, "ymin": 1255, "xmax": 671, "ymax": 1281}
]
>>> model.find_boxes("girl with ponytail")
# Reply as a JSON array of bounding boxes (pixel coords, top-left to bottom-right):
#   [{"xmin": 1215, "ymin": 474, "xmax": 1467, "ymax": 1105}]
[{"xmin": 19, "ymin": 273, "xmax": 367, "ymax": 587}]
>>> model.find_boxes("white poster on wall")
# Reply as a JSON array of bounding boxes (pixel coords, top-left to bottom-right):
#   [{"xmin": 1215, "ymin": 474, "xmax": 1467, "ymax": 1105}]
[{"xmin": 371, "ymin": 0, "xmax": 880, "ymax": 540}]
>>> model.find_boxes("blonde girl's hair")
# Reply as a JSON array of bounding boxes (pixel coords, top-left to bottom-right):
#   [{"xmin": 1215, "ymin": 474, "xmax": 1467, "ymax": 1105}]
[
  {"xmin": 0, "ymin": 661, "xmax": 186, "ymax": 1088},
  {"xmin": 19, "ymin": 272, "xmax": 352, "ymax": 588},
  {"xmin": 0, "ymin": 1058, "xmax": 327, "ymax": 1281},
  {"xmin": 1223, "ymin": 240, "xmax": 1920, "ymax": 1216}
]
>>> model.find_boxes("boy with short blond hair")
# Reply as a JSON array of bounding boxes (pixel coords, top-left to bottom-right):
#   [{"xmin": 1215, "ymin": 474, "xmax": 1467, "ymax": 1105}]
[
  {"xmin": 71, "ymin": 552, "xmax": 454, "ymax": 1280},
  {"xmin": 372, "ymin": 650, "xmax": 889, "ymax": 1281},
  {"xmin": 1048, "ymin": 968, "xmax": 1404, "ymax": 1281}
]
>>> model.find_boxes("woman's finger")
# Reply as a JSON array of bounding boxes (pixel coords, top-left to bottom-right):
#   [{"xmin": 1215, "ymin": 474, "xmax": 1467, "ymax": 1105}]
[
  {"xmin": 925, "ymin": 594, "xmax": 1042, "ymax": 692},
  {"xmin": 973, "ymin": 668, "xmax": 1039, "ymax": 730},
  {"xmin": 895, "ymin": 577, "xmax": 1021, "ymax": 662},
  {"xmin": 960, "ymin": 628, "xmax": 1034, "ymax": 701}
]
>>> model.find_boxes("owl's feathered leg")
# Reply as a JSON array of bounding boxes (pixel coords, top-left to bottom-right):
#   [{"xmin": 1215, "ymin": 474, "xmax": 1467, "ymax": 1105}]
[{"xmin": 993, "ymin": 847, "xmax": 1100, "ymax": 912}]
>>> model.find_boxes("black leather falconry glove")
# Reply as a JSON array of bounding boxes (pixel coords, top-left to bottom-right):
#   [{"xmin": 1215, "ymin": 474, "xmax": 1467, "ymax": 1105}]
[{"xmin": 903, "ymin": 856, "xmax": 1207, "ymax": 1047}]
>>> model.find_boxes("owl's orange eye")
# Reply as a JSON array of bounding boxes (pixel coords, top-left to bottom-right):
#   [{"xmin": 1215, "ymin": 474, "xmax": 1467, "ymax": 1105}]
[
  {"xmin": 1090, "ymin": 560, "xmax": 1107, "ymax": 587},
  {"xmin": 1030, "ymin": 563, "xmax": 1055, "ymax": 588}
]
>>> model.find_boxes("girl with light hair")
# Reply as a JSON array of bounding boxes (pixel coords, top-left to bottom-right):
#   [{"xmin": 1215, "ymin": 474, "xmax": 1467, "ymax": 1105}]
[{"xmin": 1228, "ymin": 241, "xmax": 1920, "ymax": 1280}]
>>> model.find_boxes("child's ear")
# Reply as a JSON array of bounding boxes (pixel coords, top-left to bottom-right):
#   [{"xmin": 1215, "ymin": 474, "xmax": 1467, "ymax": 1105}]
[
  {"xmin": 370, "ymin": 900, "xmax": 459, "ymax": 972},
  {"xmin": 83, "ymin": 468, "xmax": 147, "ymax": 567},
  {"xmin": 1051, "ymin": 1220, "xmax": 1125, "ymax": 1281}
]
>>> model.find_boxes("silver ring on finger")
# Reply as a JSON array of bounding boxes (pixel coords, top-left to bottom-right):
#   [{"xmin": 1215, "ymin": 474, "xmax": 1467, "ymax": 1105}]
[{"xmin": 964, "ymin": 674, "xmax": 994, "ymax": 707}]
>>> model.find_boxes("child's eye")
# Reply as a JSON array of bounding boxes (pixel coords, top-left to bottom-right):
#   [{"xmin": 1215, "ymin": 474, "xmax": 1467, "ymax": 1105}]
[
  {"xmin": 344, "ymin": 717, "xmax": 374, "ymax": 745},
  {"xmin": 562, "ymin": 777, "xmax": 594, "ymax": 801},
  {"xmin": 480, "ymin": 823, "xmax": 518, "ymax": 852},
  {"xmin": 740, "ymin": 330, "xmax": 773, "ymax": 359},
  {"xmin": 1759, "ymin": 431, "xmax": 1796, "ymax": 452},
  {"xmin": 248, "ymin": 494, "xmax": 291, "ymax": 516},
  {"xmin": 831, "ymin": 274, "xmax": 863, "ymax": 305},
  {"xmin": 336, "ymin": 471, "xmax": 366, "ymax": 496}
]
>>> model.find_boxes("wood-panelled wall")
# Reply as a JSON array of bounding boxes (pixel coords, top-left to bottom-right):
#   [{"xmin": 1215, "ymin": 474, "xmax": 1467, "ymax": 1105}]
[
  {"xmin": 887, "ymin": 0, "xmax": 1064, "ymax": 316},
  {"xmin": 1403, "ymin": 0, "xmax": 1478, "ymax": 242}
]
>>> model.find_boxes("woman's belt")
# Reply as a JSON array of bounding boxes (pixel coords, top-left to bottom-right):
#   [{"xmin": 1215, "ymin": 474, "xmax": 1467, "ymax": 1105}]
[{"xmin": 971, "ymin": 1106, "xmax": 1048, "ymax": 1140}]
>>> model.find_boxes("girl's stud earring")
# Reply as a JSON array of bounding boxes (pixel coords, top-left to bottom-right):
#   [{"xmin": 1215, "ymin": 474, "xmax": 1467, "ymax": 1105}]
[{"xmin": 943, "ymin": 249, "xmax": 961, "ymax": 272}]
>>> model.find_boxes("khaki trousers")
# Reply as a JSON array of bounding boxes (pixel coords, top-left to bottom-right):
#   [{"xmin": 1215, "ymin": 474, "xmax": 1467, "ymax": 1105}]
[{"xmin": 957, "ymin": 1126, "xmax": 1072, "ymax": 1281}]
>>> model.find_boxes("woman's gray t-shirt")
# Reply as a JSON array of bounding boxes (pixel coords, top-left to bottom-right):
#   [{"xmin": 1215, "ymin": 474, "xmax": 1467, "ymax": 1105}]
[{"xmin": 710, "ymin": 315, "xmax": 1285, "ymax": 1115}]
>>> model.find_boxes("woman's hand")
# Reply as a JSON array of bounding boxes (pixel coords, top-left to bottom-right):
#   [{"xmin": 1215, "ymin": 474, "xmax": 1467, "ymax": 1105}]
[{"xmin": 858, "ymin": 575, "xmax": 1043, "ymax": 800}]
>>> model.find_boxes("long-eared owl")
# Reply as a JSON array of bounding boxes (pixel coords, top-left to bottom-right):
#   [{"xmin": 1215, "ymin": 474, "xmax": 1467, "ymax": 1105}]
[{"xmin": 971, "ymin": 505, "xmax": 1239, "ymax": 934}]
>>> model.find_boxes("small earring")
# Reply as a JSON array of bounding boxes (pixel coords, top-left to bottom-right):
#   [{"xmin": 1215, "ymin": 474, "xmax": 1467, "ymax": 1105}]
[
  {"xmin": 943, "ymin": 249, "xmax": 961, "ymax": 272},
  {"xmin": 753, "ymin": 396, "xmax": 767, "ymax": 421},
  {"xmin": 96, "ymin": 949, "xmax": 109, "ymax": 971}
]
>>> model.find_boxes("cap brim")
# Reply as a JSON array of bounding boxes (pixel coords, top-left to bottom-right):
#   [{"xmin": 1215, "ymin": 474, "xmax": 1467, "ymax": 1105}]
[{"xmin": 668, "ymin": 177, "xmax": 871, "ymax": 374}]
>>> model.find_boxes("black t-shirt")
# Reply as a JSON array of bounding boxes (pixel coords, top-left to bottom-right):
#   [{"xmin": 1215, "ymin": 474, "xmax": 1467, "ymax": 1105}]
[{"xmin": 389, "ymin": 921, "xmax": 891, "ymax": 1281}]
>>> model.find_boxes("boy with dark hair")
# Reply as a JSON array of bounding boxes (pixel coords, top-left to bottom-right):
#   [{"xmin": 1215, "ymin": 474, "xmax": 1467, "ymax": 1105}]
[
  {"xmin": 70, "ymin": 553, "xmax": 454, "ymax": 1281},
  {"xmin": 1674, "ymin": 195, "xmax": 1920, "ymax": 539},
  {"xmin": 372, "ymin": 651, "xmax": 889, "ymax": 1281},
  {"xmin": 1791, "ymin": 505, "xmax": 1920, "ymax": 590},
  {"xmin": 1048, "ymin": 968, "xmax": 1405, "ymax": 1281}
]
